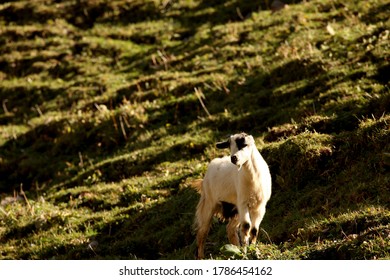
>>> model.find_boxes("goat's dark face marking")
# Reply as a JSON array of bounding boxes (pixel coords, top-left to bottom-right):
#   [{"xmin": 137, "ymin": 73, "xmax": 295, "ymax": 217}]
[{"xmin": 235, "ymin": 136, "xmax": 247, "ymax": 150}]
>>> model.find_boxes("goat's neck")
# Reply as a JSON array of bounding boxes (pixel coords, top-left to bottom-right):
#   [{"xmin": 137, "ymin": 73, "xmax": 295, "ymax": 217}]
[{"xmin": 241, "ymin": 148, "xmax": 262, "ymax": 180}]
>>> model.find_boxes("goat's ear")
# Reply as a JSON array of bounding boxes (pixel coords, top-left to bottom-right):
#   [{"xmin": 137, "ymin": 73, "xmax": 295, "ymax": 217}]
[
  {"xmin": 245, "ymin": 135, "xmax": 255, "ymax": 146},
  {"xmin": 216, "ymin": 140, "xmax": 230, "ymax": 149}
]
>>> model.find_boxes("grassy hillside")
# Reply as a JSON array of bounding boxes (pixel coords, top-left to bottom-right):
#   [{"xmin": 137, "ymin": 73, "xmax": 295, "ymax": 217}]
[{"xmin": 0, "ymin": 0, "xmax": 389, "ymax": 259}]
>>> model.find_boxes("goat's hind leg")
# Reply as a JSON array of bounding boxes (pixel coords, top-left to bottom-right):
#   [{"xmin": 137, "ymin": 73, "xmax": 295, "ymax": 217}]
[
  {"xmin": 195, "ymin": 196, "xmax": 215, "ymax": 259},
  {"xmin": 226, "ymin": 215, "xmax": 240, "ymax": 246}
]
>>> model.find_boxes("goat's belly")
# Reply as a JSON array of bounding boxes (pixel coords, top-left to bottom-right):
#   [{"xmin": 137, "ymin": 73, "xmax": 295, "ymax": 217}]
[{"xmin": 205, "ymin": 179, "xmax": 237, "ymax": 204}]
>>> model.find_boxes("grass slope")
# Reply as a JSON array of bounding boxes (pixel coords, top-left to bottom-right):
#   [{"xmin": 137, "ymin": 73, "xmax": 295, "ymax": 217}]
[{"xmin": 0, "ymin": 0, "xmax": 389, "ymax": 260}]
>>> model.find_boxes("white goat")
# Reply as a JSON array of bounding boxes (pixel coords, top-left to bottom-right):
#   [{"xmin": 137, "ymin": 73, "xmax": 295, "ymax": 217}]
[{"xmin": 194, "ymin": 133, "xmax": 272, "ymax": 259}]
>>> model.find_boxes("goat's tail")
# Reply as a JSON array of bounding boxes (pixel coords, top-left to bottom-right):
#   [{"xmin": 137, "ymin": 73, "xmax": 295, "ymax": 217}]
[{"xmin": 190, "ymin": 179, "xmax": 203, "ymax": 193}]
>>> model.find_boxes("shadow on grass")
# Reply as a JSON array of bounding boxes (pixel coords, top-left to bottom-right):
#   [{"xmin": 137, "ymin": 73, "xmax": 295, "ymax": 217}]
[
  {"xmin": 18, "ymin": 187, "xmax": 199, "ymax": 260},
  {"xmin": 0, "ymin": 103, "xmax": 209, "ymax": 192},
  {"xmin": 172, "ymin": 0, "xmax": 304, "ymax": 32},
  {"xmin": 2, "ymin": 47, "xmax": 388, "ymax": 193}
]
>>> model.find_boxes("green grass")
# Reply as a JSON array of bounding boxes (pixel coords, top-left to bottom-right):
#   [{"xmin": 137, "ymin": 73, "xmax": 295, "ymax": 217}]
[{"xmin": 0, "ymin": 0, "xmax": 389, "ymax": 260}]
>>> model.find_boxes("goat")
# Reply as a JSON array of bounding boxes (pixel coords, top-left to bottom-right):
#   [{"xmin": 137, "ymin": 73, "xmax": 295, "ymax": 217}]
[{"xmin": 194, "ymin": 133, "xmax": 272, "ymax": 259}]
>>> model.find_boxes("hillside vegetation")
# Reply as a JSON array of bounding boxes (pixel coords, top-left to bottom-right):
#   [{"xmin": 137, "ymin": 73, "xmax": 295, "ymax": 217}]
[{"xmin": 0, "ymin": 0, "xmax": 389, "ymax": 259}]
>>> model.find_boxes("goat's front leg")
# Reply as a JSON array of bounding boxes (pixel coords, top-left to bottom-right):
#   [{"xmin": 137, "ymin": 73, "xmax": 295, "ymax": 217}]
[
  {"xmin": 248, "ymin": 203, "xmax": 266, "ymax": 244},
  {"xmin": 237, "ymin": 205, "xmax": 251, "ymax": 246}
]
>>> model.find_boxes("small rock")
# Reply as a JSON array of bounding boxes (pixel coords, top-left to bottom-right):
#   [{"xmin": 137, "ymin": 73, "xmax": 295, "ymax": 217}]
[
  {"xmin": 1, "ymin": 195, "xmax": 23, "ymax": 206},
  {"xmin": 271, "ymin": 0, "xmax": 288, "ymax": 12}
]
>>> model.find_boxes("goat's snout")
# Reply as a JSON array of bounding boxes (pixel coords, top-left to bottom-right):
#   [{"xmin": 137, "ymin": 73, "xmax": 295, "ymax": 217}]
[{"xmin": 231, "ymin": 155, "xmax": 238, "ymax": 165}]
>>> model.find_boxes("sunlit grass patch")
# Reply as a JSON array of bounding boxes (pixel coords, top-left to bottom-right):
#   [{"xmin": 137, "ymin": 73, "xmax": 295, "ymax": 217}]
[{"xmin": 0, "ymin": 0, "xmax": 388, "ymax": 259}]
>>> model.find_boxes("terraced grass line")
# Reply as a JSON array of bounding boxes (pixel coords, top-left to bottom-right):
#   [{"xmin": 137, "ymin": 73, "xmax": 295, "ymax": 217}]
[{"xmin": 0, "ymin": 0, "xmax": 389, "ymax": 259}]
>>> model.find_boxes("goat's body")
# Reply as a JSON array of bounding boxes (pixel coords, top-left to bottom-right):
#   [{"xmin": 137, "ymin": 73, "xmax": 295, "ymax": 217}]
[
  {"xmin": 203, "ymin": 156, "xmax": 238, "ymax": 204},
  {"xmin": 195, "ymin": 134, "xmax": 271, "ymax": 259},
  {"xmin": 202, "ymin": 153, "xmax": 271, "ymax": 206}
]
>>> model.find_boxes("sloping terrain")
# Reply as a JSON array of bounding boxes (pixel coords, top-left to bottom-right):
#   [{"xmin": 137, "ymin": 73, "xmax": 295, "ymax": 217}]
[{"xmin": 0, "ymin": 0, "xmax": 389, "ymax": 259}]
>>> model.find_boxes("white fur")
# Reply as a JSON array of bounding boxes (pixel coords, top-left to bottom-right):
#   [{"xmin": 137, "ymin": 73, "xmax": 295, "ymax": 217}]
[{"xmin": 194, "ymin": 133, "xmax": 272, "ymax": 259}]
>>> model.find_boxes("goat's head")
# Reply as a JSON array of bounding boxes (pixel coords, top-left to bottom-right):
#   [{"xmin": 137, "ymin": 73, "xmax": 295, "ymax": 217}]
[{"xmin": 216, "ymin": 133, "xmax": 255, "ymax": 169}]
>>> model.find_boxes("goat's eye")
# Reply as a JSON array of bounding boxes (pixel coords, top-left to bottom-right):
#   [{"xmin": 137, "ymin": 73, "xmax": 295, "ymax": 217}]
[{"xmin": 235, "ymin": 138, "xmax": 247, "ymax": 150}]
